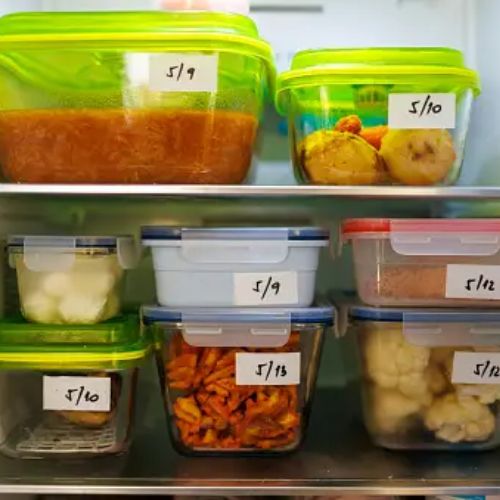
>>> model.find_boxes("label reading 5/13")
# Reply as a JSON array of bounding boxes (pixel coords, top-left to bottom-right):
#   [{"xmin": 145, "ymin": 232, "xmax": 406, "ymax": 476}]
[
  {"xmin": 149, "ymin": 53, "xmax": 219, "ymax": 92},
  {"xmin": 43, "ymin": 376, "xmax": 111, "ymax": 412},
  {"xmin": 452, "ymin": 352, "xmax": 500, "ymax": 384},
  {"xmin": 445, "ymin": 264, "xmax": 500, "ymax": 301},
  {"xmin": 236, "ymin": 352, "xmax": 301, "ymax": 386},
  {"xmin": 388, "ymin": 93, "xmax": 456, "ymax": 129}
]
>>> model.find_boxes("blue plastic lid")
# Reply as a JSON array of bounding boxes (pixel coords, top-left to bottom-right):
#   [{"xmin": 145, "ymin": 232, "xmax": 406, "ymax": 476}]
[
  {"xmin": 142, "ymin": 306, "xmax": 334, "ymax": 326},
  {"xmin": 350, "ymin": 305, "xmax": 500, "ymax": 323},
  {"xmin": 8, "ymin": 235, "xmax": 132, "ymax": 250},
  {"xmin": 141, "ymin": 226, "xmax": 329, "ymax": 242}
]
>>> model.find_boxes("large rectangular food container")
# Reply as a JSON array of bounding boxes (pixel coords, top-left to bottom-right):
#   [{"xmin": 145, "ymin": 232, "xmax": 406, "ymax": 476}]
[
  {"xmin": 143, "ymin": 305, "xmax": 332, "ymax": 455},
  {"xmin": 0, "ymin": 315, "xmax": 148, "ymax": 459},
  {"xmin": 8, "ymin": 235, "xmax": 137, "ymax": 325},
  {"xmin": 349, "ymin": 305, "xmax": 500, "ymax": 451},
  {"xmin": 0, "ymin": 11, "xmax": 274, "ymax": 184},
  {"xmin": 342, "ymin": 218, "xmax": 500, "ymax": 307},
  {"xmin": 276, "ymin": 48, "xmax": 480, "ymax": 186},
  {"xmin": 142, "ymin": 227, "xmax": 329, "ymax": 308}
]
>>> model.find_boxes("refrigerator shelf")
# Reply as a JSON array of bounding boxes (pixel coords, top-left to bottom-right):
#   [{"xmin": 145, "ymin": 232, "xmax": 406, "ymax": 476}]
[
  {"xmin": 0, "ymin": 382, "xmax": 499, "ymax": 496},
  {"xmin": 0, "ymin": 184, "xmax": 499, "ymax": 200}
]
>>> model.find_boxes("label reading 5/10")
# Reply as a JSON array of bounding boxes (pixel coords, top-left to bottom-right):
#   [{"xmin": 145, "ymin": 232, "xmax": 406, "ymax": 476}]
[
  {"xmin": 43, "ymin": 376, "xmax": 111, "ymax": 412},
  {"xmin": 236, "ymin": 352, "xmax": 301, "ymax": 386},
  {"xmin": 445, "ymin": 264, "xmax": 500, "ymax": 301},
  {"xmin": 149, "ymin": 53, "xmax": 219, "ymax": 92},
  {"xmin": 452, "ymin": 352, "xmax": 500, "ymax": 384},
  {"xmin": 233, "ymin": 271, "xmax": 299, "ymax": 306},
  {"xmin": 388, "ymin": 93, "xmax": 456, "ymax": 129}
]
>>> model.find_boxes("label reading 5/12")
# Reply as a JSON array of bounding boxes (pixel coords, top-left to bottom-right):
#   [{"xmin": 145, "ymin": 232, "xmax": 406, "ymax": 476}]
[
  {"xmin": 388, "ymin": 93, "xmax": 456, "ymax": 129},
  {"xmin": 149, "ymin": 53, "xmax": 219, "ymax": 92},
  {"xmin": 233, "ymin": 271, "xmax": 299, "ymax": 306},
  {"xmin": 43, "ymin": 376, "xmax": 111, "ymax": 412},
  {"xmin": 236, "ymin": 352, "xmax": 301, "ymax": 386},
  {"xmin": 452, "ymin": 352, "xmax": 500, "ymax": 384},
  {"xmin": 445, "ymin": 264, "xmax": 500, "ymax": 301}
]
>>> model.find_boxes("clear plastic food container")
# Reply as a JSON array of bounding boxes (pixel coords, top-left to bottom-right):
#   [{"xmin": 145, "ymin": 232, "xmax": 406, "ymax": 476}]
[
  {"xmin": 143, "ymin": 305, "xmax": 332, "ymax": 455},
  {"xmin": 8, "ymin": 235, "xmax": 136, "ymax": 324},
  {"xmin": 0, "ymin": 11, "xmax": 274, "ymax": 184},
  {"xmin": 142, "ymin": 227, "xmax": 329, "ymax": 308},
  {"xmin": 342, "ymin": 218, "xmax": 500, "ymax": 308},
  {"xmin": 276, "ymin": 48, "xmax": 480, "ymax": 186},
  {"xmin": 349, "ymin": 305, "xmax": 500, "ymax": 450},
  {"xmin": 0, "ymin": 315, "xmax": 148, "ymax": 458}
]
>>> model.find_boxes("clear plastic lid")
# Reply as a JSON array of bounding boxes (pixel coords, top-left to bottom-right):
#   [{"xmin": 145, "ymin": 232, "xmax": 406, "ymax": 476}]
[
  {"xmin": 141, "ymin": 226, "xmax": 329, "ymax": 242},
  {"xmin": 350, "ymin": 305, "xmax": 500, "ymax": 347},
  {"xmin": 8, "ymin": 235, "xmax": 138, "ymax": 272},
  {"xmin": 142, "ymin": 305, "xmax": 333, "ymax": 348},
  {"xmin": 342, "ymin": 219, "xmax": 500, "ymax": 257}
]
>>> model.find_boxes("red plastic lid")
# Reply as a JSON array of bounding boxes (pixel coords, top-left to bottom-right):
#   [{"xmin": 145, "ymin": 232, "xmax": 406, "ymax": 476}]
[{"xmin": 342, "ymin": 218, "xmax": 500, "ymax": 238}]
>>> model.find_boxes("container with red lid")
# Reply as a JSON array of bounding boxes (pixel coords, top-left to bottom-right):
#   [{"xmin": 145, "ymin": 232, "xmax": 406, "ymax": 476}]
[{"xmin": 342, "ymin": 218, "xmax": 500, "ymax": 307}]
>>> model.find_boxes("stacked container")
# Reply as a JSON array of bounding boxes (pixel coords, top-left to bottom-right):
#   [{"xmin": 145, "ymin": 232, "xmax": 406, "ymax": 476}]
[
  {"xmin": 340, "ymin": 219, "xmax": 500, "ymax": 450},
  {"xmin": 3, "ymin": 235, "xmax": 147, "ymax": 459},
  {"xmin": 141, "ymin": 226, "xmax": 333, "ymax": 455}
]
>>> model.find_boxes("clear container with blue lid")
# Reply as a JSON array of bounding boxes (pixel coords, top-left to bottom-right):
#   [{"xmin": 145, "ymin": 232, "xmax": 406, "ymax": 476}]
[
  {"xmin": 348, "ymin": 304, "xmax": 500, "ymax": 451},
  {"xmin": 141, "ymin": 226, "xmax": 329, "ymax": 308},
  {"xmin": 142, "ymin": 305, "xmax": 333, "ymax": 455},
  {"xmin": 8, "ymin": 235, "xmax": 137, "ymax": 325}
]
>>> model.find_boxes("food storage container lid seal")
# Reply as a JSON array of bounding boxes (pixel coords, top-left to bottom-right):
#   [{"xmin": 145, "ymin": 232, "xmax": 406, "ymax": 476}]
[
  {"xmin": 276, "ymin": 47, "xmax": 480, "ymax": 114},
  {"xmin": 8, "ymin": 235, "xmax": 138, "ymax": 271},
  {"xmin": 142, "ymin": 305, "xmax": 333, "ymax": 348},
  {"xmin": 350, "ymin": 305, "xmax": 500, "ymax": 347},
  {"xmin": 342, "ymin": 219, "xmax": 500, "ymax": 256},
  {"xmin": 0, "ymin": 315, "xmax": 149, "ymax": 370},
  {"xmin": 141, "ymin": 226, "xmax": 329, "ymax": 241}
]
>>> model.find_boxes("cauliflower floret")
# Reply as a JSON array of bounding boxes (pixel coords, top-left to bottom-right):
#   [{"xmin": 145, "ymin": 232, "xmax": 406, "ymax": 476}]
[
  {"xmin": 40, "ymin": 272, "xmax": 73, "ymax": 299},
  {"xmin": 424, "ymin": 393, "xmax": 495, "ymax": 443},
  {"xmin": 456, "ymin": 385, "xmax": 500, "ymax": 405},
  {"xmin": 362, "ymin": 327, "xmax": 431, "ymax": 402},
  {"xmin": 367, "ymin": 386, "xmax": 422, "ymax": 435},
  {"xmin": 21, "ymin": 291, "xmax": 59, "ymax": 324},
  {"xmin": 58, "ymin": 293, "xmax": 107, "ymax": 324}
]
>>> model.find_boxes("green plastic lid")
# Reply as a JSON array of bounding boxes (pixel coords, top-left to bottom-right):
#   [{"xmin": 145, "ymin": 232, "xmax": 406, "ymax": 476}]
[
  {"xmin": 0, "ymin": 315, "xmax": 149, "ymax": 371},
  {"xmin": 0, "ymin": 11, "xmax": 272, "ymax": 62},
  {"xmin": 277, "ymin": 47, "xmax": 480, "ymax": 114}
]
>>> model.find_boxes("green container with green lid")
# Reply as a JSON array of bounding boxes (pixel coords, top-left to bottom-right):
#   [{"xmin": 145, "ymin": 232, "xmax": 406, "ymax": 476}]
[
  {"xmin": 0, "ymin": 11, "xmax": 275, "ymax": 184},
  {"xmin": 276, "ymin": 47, "xmax": 480, "ymax": 187},
  {"xmin": 0, "ymin": 315, "xmax": 149, "ymax": 459}
]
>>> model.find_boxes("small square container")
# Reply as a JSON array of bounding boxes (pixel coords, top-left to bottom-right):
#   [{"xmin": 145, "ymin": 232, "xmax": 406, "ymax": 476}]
[
  {"xmin": 342, "ymin": 218, "xmax": 500, "ymax": 308},
  {"xmin": 142, "ymin": 227, "xmax": 329, "ymax": 308},
  {"xmin": 0, "ymin": 11, "xmax": 274, "ymax": 184},
  {"xmin": 349, "ymin": 305, "xmax": 500, "ymax": 450},
  {"xmin": 0, "ymin": 315, "xmax": 148, "ymax": 459},
  {"xmin": 276, "ymin": 48, "xmax": 480, "ymax": 186},
  {"xmin": 143, "ymin": 305, "xmax": 332, "ymax": 455},
  {"xmin": 8, "ymin": 235, "xmax": 137, "ymax": 325}
]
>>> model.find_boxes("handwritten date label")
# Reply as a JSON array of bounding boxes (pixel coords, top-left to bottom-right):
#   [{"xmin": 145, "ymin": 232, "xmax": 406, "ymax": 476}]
[
  {"xmin": 43, "ymin": 376, "xmax": 111, "ymax": 412},
  {"xmin": 236, "ymin": 353, "xmax": 301, "ymax": 386},
  {"xmin": 233, "ymin": 271, "xmax": 298, "ymax": 306},
  {"xmin": 452, "ymin": 352, "xmax": 500, "ymax": 384},
  {"xmin": 388, "ymin": 93, "xmax": 456, "ymax": 129},
  {"xmin": 149, "ymin": 53, "xmax": 218, "ymax": 92},
  {"xmin": 446, "ymin": 264, "xmax": 500, "ymax": 301}
]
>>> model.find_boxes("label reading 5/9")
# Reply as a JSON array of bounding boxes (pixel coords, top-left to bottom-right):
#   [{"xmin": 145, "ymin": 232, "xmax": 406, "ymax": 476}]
[
  {"xmin": 236, "ymin": 352, "xmax": 301, "ymax": 386},
  {"xmin": 388, "ymin": 93, "xmax": 456, "ymax": 129},
  {"xmin": 452, "ymin": 352, "xmax": 500, "ymax": 384},
  {"xmin": 233, "ymin": 271, "xmax": 299, "ymax": 306},
  {"xmin": 445, "ymin": 264, "xmax": 500, "ymax": 301},
  {"xmin": 149, "ymin": 53, "xmax": 219, "ymax": 92},
  {"xmin": 43, "ymin": 376, "xmax": 111, "ymax": 412}
]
